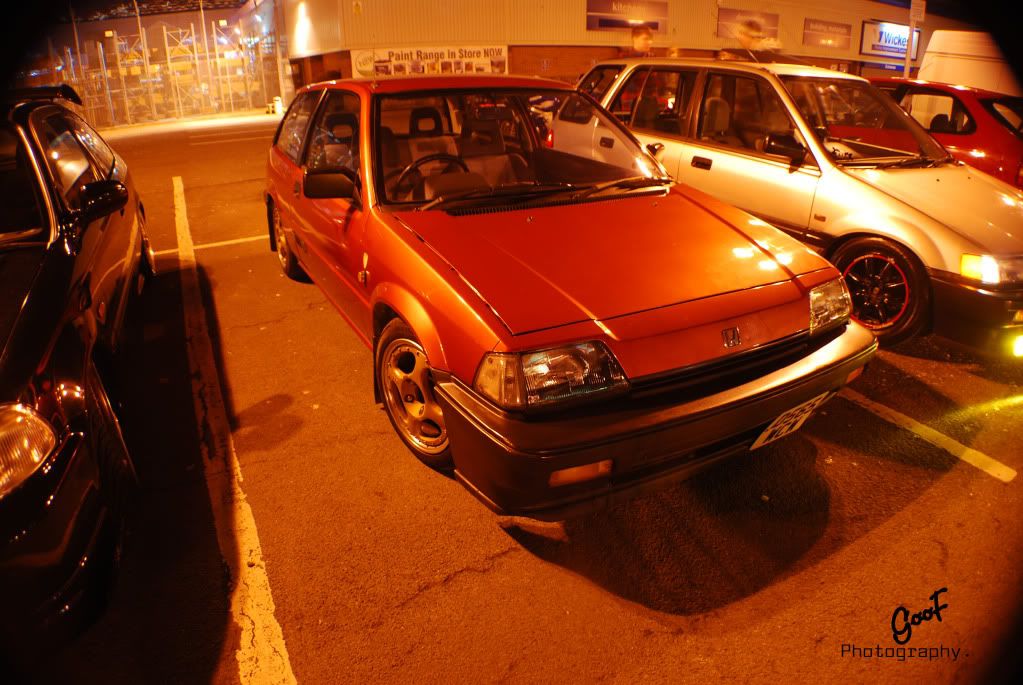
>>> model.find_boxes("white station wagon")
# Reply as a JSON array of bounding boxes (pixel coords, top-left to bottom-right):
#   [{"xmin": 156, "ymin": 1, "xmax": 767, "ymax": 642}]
[{"xmin": 582, "ymin": 56, "xmax": 1023, "ymax": 357}]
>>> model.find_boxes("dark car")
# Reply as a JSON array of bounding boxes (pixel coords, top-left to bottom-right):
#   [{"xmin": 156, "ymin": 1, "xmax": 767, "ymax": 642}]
[
  {"xmin": 0, "ymin": 86, "xmax": 151, "ymax": 656},
  {"xmin": 871, "ymin": 76, "xmax": 1023, "ymax": 189}
]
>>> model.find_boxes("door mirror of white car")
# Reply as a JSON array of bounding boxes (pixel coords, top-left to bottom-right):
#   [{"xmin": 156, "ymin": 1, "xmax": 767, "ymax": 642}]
[
  {"xmin": 304, "ymin": 168, "xmax": 360, "ymax": 204},
  {"xmin": 646, "ymin": 142, "xmax": 665, "ymax": 158},
  {"xmin": 763, "ymin": 133, "xmax": 806, "ymax": 165}
]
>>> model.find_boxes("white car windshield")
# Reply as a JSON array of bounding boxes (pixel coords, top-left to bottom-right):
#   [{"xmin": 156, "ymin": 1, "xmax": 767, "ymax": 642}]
[
  {"xmin": 373, "ymin": 88, "xmax": 667, "ymax": 208},
  {"xmin": 780, "ymin": 76, "xmax": 949, "ymax": 166}
]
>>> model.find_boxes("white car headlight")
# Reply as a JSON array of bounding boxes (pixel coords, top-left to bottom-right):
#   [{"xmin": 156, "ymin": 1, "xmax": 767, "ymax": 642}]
[
  {"xmin": 810, "ymin": 278, "xmax": 852, "ymax": 334},
  {"xmin": 0, "ymin": 403, "xmax": 57, "ymax": 499},
  {"xmin": 474, "ymin": 341, "xmax": 628, "ymax": 410},
  {"xmin": 960, "ymin": 254, "xmax": 1023, "ymax": 285}
]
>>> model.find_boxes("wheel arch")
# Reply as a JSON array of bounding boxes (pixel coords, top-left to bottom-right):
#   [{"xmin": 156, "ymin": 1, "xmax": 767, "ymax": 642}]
[{"xmin": 370, "ymin": 284, "xmax": 448, "ymax": 402}]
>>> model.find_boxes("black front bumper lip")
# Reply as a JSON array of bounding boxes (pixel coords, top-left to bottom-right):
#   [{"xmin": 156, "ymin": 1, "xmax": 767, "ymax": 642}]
[
  {"xmin": 434, "ymin": 323, "xmax": 877, "ymax": 520},
  {"xmin": 929, "ymin": 272, "xmax": 1023, "ymax": 356}
]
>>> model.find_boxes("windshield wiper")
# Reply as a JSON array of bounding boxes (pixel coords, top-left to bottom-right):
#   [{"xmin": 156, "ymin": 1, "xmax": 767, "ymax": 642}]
[
  {"xmin": 572, "ymin": 175, "xmax": 672, "ymax": 200},
  {"xmin": 417, "ymin": 181, "xmax": 577, "ymax": 211},
  {"xmin": 873, "ymin": 155, "xmax": 944, "ymax": 169}
]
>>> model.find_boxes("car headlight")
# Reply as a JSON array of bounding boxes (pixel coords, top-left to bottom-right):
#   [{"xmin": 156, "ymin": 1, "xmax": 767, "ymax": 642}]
[
  {"xmin": 0, "ymin": 403, "xmax": 57, "ymax": 499},
  {"xmin": 809, "ymin": 278, "xmax": 852, "ymax": 334},
  {"xmin": 960, "ymin": 254, "xmax": 1023, "ymax": 285},
  {"xmin": 474, "ymin": 341, "xmax": 628, "ymax": 410}
]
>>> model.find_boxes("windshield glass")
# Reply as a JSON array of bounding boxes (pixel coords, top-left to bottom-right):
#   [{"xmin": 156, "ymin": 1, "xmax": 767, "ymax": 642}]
[
  {"xmin": 780, "ymin": 76, "xmax": 947, "ymax": 165},
  {"xmin": 0, "ymin": 126, "xmax": 45, "ymax": 242},
  {"xmin": 374, "ymin": 88, "xmax": 665, "ymax": 207}
]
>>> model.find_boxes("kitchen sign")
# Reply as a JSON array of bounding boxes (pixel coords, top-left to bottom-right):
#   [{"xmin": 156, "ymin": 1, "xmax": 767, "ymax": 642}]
[{"xmin": 860, "ymin": 20, "xmax": 921, "ymax": 59}]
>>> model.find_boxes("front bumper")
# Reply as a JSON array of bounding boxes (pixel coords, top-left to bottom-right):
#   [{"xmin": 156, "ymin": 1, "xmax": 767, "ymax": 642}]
[
  {"xmin": 435, "ymin": 322, "xmax": 877, "ymax": 520},
  {"xmin": 930, "ymin": 273, "xmax": 1023, "ymax": 356},
  {"xmin": 0, "ymin": 432, "xmax": 118, "ymax": 653}
]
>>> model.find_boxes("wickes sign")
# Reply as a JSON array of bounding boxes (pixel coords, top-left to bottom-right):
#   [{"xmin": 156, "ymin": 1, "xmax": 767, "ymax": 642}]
[{"xmin": 860, "ymin": 20, "xmax": 921, "ymax": 59}]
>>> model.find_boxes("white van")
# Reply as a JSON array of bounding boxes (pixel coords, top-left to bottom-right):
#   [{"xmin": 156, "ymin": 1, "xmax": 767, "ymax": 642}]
[{"xmin": 918, "ymin": 30, "xmax": 1021, "ymax": 96}]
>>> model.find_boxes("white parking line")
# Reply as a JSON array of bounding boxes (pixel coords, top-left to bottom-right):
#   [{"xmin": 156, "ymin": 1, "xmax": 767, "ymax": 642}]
[
  {"xmin": 190, "ymin": 135, "xmax": 272, "ymax": 145},
  {"xmin": 173, "ymin": 176, "xmax": 297, "ymax": 684},
  {"xmin": 841, "ymin": 388, "xmax": 1017, "ymax": 483},
  {"xmin": 154, "ymin": 234, "xmax": 266, "ymax": 257}
]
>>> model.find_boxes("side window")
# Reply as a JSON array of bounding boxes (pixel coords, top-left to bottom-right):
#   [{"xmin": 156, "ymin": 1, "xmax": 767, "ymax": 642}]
[
  {"xmin": 579, "ymin": 66, "xmax": 623, "ymax": 99},
  {"xmin": 900, "ymin": 90, "xmax": 975, "ymax": 134},
  {"xmin": 0, "ymin": 127, "xmax": 46, "ymax": 237},
  {"xmin": 306, "ymin": 91, "xmax": 361, "ymax": 172},
  {"xmin": 275, "ymin": 91, "xmax": 321, "ymax": 163},
  {"xmin": 33, "ymin": 111, "xmax": 98, "ymax": 210},
  {"xmin": 69, "ymin": 115, "xmax": 115, "ymax": 175},
  {"xmin": 608, "ymin": 68, "xmax": 648, "ymax": 123},
  {"xmin": 698, "ymin": 73, "xmax": 809, "ymax": 157},
  {"xmin": 632, "ymin": 68, "xmax": 698, "ymax": 136}
]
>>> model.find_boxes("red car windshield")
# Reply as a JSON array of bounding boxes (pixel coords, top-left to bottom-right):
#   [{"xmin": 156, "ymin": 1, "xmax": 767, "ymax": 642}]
[
  {"xmin": 373, "ymin": 88, "xmax": 665, "ymax": 207},
  {"xmin": 780, "ymin": 76, "xmax": 948, "ymax": 166}
]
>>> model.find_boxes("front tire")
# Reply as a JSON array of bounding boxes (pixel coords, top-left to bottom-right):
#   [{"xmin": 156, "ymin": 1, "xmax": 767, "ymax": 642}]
[
  {"xmin": 830, "ymin": 237, "xmax": 929, "ymax": 345},
  {"xmin": 376, "ymin": 319, "xmax": 452, "ymax": 469},
  {"xmin": 270, "ymin": 202, "xmax": 307, "ymax": 281}
]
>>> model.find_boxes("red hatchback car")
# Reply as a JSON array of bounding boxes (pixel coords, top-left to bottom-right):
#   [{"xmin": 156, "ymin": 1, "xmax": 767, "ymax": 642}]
[
  {"xmin": 872, "ymin": 77, "xmax": 1023, "ymax": 188},
  {"xmin": 265, "ymin": 75, "xmax": 876, "ymax": 519}
]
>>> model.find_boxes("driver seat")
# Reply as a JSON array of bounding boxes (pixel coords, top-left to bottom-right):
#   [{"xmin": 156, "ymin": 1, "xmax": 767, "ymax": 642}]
[{"xmin": 408, "ymin": 106, "xmax": 456, "ymax": 159}]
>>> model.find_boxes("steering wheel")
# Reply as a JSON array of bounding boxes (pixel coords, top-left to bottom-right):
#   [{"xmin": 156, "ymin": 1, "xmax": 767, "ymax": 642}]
[{"xmin": 393, "ymin": 153, "xmax": 469, "ymax": 197}]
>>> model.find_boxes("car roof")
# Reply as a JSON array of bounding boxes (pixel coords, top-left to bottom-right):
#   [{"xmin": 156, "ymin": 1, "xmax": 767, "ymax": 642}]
[
  {"xmin": 596, "ymin": 56, "xmax": 868, "ymax": 82},
  {"xmin": 868, "ymin": 76, "xmax": 1011, "ymax": 98},
  {"xmin": 299, "ymin": 74, "xmax": 575, "ymax": 96}
]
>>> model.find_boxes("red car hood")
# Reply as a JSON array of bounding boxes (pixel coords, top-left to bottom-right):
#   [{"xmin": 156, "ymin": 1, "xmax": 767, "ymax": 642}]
[{"xmin": 394, "ymin": 187, "xmax": 829, "ymax": 335}]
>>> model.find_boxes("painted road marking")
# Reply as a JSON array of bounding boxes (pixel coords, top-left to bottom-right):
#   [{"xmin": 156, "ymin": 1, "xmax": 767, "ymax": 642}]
[
  {"xmin": 154, "ymin": 234, "xmax": 266, "ymax": 257},
  {"xmin": 190, "ymin": 135, "xmax": 273, "ymax": 145},
  {"xmin": 173, "ymin": 176, "xmax": 297, "ymax": 684},
  {"xmin": 842, "ymin": 388, "xmax": 1017, "ymax": 483}
]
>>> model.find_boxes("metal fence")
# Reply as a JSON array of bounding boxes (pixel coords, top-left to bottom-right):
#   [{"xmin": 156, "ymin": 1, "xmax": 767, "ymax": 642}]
[{"xmin": 59, "ymin": 21, "xmax": 286, "ymax": 128}]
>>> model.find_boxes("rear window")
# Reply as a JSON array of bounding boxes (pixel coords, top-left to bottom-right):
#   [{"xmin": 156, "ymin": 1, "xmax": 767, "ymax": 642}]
[
  {"xmin": 982, "ymin": 97, "xmax": 1023, "ymax": 141},
  {"xmin": 0, "ymin": 126, "xmax": 45, "ymax": 240}
]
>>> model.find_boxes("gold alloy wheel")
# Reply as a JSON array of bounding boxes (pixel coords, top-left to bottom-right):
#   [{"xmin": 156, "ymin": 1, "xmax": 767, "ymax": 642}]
[
  {"xmin": 379, "ymin": 338, "xmax": 448, "ymax": 455},
  {"xmin": 273, "ymin": 205, "xmax": 290, "ymax": 271}
]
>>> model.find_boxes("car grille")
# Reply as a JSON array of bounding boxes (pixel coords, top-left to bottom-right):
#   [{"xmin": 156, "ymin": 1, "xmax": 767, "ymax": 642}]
[{"xmin": 627, "ymin": 327, "xmax": 841, "ymax": 403}]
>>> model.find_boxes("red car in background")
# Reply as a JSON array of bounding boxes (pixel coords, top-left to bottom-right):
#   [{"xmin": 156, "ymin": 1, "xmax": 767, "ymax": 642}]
[{"xmin": 871, "ymin": 77, "xmax": 1023, "ymax": 188}]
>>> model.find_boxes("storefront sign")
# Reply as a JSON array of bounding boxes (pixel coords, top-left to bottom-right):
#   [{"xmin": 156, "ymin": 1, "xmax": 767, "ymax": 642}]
[
  {"xmin": 802, "ymin": 19, "xmax": 852, "ymax": 49},
  {"xmin": 860, "ymin": 20, "xmax": 920, "ymax": 59},
  {"xmin": 585, "ymin": 0, "xmax": 669, "ymax": 33},
  {"xmin": 716, "ymin": 8, "xmax": 779, "ymax": 40},
  {"xmin": 351, "ymin": 46, "xmax": 507, "ymax": 78}
]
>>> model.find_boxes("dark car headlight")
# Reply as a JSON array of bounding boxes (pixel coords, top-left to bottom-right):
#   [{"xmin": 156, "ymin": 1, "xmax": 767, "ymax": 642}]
[
  {"xmin": 474, "ymin": 341, "xmax": 628, "ymax": 410},
  {"xmin": 0, "ymin": 403, "xmax": 57, "ymax": 499},
  {"xmin": 960, "ymin": 254, "xmax": 1023, "ymax": 285},
  {"xmin": 810, "ymin": 278, "xmax": 852, "ymax": 334}
]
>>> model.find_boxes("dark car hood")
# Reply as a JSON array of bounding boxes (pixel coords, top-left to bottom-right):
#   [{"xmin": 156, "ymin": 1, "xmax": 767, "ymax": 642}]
[
  {"xmin": 394, "ymin": 187, "xmax": 829, "ymax": 335},
  {"xmin": 0, "ymin": 245, "xmax": 46, "ymax": 355}
]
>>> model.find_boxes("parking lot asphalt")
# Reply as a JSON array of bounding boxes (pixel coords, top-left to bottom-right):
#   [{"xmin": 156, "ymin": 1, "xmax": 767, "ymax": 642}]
[{"xmin": 24, "ymin": 116, "xmax": 1023, "ymax": 684}]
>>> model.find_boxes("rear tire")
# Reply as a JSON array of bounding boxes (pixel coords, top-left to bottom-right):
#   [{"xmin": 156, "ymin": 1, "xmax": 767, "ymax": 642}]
[
  {"xmin": 270, "ymin": 202, "xmax": 307, "ymax": 281},
  {"xmin": 830, "ymin": 237, "xmax": 929, "ymax": 345},
  {"xmin": 376, "ymin": 319, "xmax": 452, "ymax": 469}
]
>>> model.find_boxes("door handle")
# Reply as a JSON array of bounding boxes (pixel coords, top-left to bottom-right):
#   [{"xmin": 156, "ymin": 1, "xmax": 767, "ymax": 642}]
[
  {"xmin": 293, "ymin": 181, "xmax": 301, "ymax": 195},
  {"xmin": 691, "ymin": 156, "xmax": 713, "ymax": 170}
]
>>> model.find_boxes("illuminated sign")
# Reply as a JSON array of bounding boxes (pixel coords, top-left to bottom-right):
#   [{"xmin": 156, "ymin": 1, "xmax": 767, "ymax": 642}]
[
  {"xmin": 860, "ymin": 20, "xmax": 921, "ymax": 59},
  {"xmin": 803, "ymin": 19, "xmax": 852, "ymax": 49},
  {"xmin": 585, "ymin": 0, "xmax": 669, "ymax": 33}
]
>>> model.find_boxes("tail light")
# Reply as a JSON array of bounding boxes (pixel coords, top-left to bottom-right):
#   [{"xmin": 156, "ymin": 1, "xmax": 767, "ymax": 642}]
[{"xmin": 544, "ymin": 129, "xmax": 554, "ymax": 148}]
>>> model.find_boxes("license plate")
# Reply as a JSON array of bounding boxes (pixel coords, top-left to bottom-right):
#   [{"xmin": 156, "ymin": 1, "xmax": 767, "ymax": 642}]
[{"xmin": 750, "ymin": 391, "xmax": 833, "ymax": 450}]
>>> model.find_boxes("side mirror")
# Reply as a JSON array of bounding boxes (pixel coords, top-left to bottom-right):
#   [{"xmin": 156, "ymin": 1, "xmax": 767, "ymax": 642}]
[
  {"xmin": 764, "ymin": 133, "xmax": 806, "ymax": 165},
  {"xmin": 304, "ymin": 168, "xmax": 360, "ymax": 202},
  {"xmin": 80, "ymin": 180, "xmax": 128, "ymax": 224},
  {"xmin": 646, "ymin": 142, "xmax": 665, "ymax": 158}
]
